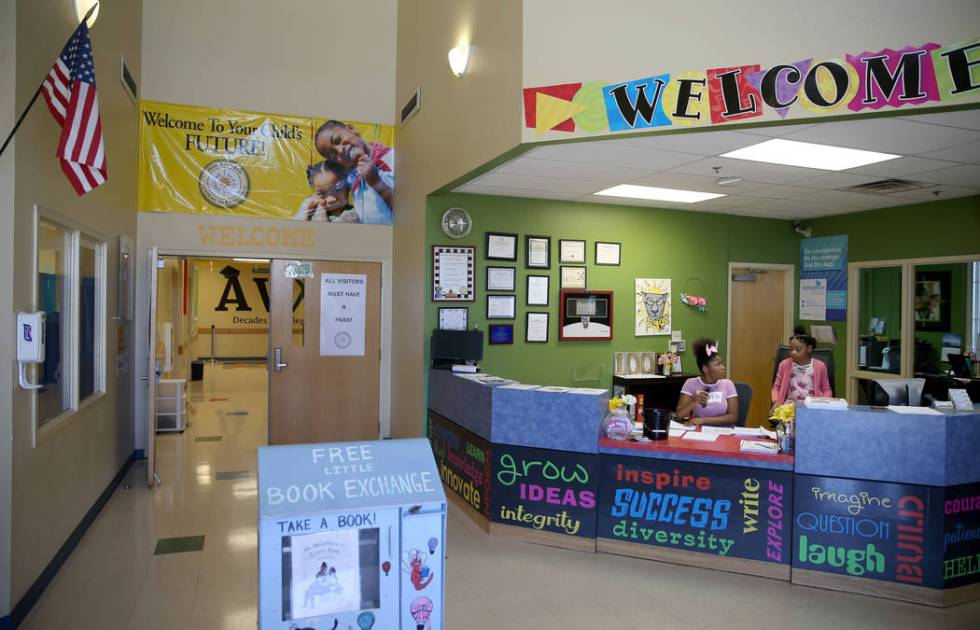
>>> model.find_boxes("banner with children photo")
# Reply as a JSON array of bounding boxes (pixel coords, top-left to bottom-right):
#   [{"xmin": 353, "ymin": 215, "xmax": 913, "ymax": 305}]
[{"xmin": 138, "ymin": 100, "xmax": 395, "ymax": 224}]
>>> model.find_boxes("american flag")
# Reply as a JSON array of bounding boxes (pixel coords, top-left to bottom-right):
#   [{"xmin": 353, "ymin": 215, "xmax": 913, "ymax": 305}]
[{"xmin": 41, "ymin": 22, "xmax": 107, "ymax": 195}]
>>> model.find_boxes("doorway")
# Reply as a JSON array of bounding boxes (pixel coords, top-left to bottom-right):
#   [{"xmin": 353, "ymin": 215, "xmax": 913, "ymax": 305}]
[{"xmin": 727, "ymin": 263, "xmax": 794, "ymax": 426}]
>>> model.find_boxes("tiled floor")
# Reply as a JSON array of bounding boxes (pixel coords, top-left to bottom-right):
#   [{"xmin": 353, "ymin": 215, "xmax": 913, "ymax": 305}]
[{"xmin": 18, "ymin": 364, "xmax": 980, "ymax": 629}]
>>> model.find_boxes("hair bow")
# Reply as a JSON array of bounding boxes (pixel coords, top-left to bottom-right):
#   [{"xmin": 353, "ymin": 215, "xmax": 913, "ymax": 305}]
[{"xmin": 705, "ymin": 344, "xmax": 718, "ymax": 357}]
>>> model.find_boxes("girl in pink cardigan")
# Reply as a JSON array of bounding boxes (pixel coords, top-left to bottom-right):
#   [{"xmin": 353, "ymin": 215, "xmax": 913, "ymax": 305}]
[{"xmin": 770, "ymin": 330, "xmax": 832, "ymax": 413}]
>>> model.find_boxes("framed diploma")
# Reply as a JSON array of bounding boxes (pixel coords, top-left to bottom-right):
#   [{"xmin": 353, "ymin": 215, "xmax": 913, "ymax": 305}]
[
  {"xmin": 559, "ymin": 290, "xmax": 614, "ymax": 341},
  {"xmin": 526, "ymin": 275, "xmax": 550, "ymax": 306},
  {"xmin": 486, "ymin": 266, "xmax": 516, "ymax": 291},
  {"xmin": 489, "ymin": 324, "xmax": 514, "ymax": 345},
  {"xmin": 432, "ymin": 245, "xmax": 475, "ymax": 301},
  {"xmin": 486, "ymin": 294, "xmax": 516, "ymax": 319},
  {"xmin": 560, "ymin": 266, "xmax": 587, "ymax": 289},
  {"xmin": 559, "ymin": 239, "xmax": 586, "ymax": 264},
  {"xmin": 525, "ymin": 312, "xmax": 549, "ymax": 343},
  {"xmin": 525, "ymin": 235, "xmax": 551, "ymax": 269},
  {"xmin": 485, "ymin": 232, "xmax": 518, "ymax": 261},
  {"xmin": 438, "ymin": 307, "xmax": 468, "ymax": 331},
  {"xmin": 595, "ymin": 241, "xmax": 621, "ymax": 266}
]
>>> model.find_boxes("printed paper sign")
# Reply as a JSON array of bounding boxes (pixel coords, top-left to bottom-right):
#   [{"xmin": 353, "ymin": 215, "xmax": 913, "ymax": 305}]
[
  {"xmin": 289, "ymin": 529, "xmax": 362, "ymax": 618},
  {"xmin": 320, "ymin": 273, "xmax": 366, "ymax": 356},
  {"xmin": 800, "ymin": 278, "xmax": 827, "ymax": 321}
]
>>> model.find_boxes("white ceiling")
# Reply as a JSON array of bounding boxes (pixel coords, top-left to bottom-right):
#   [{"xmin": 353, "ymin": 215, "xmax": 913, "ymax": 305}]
[{"xmin": 453, "ymin": 109, "xmax": 980, "ymax": 220}]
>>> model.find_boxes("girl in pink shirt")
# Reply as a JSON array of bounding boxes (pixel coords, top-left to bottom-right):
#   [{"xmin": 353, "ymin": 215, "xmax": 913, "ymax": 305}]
[
  {"xmin": 770, "ymin": 330, "xmax": 833, "ymax": 414},
  {"xmin": 676, "ymin": 337, "xmax": 739, "ymax": 426}
]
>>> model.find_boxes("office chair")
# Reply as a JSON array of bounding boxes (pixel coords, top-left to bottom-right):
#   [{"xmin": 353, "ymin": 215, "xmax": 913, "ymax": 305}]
[
  {"xmin": 771, "ymin": 345, "xmax": 836, "ymax": 397},
  {"xmin": 734, "ymin": 382, "xmax": 752, "ymax": 427}
]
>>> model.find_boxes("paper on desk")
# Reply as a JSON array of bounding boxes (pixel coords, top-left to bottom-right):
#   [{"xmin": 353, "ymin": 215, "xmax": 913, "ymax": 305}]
[
  {"xmin": 572, "ymin": 387, "xmax": 610, "ymax": 394},
  {"xmin": 537, "ymin": 386, "xmax": 571, "ymax": 393},
  {"xmin": 740, "ymin": 440, "xmax": 778, "ymax": 454},
  {"xmin": 700, "ymin": 426, "xmax": 734, "ymax": 436},
  {"xmin": 682, "ymin": 431, "xmax": 719, "ymax": 442},
  {"xmin": 618, "ymin": 373, "xmax": 664, "ymax": 379},
  {"xmin": 669, "ymin": 420, "xmax": 689, "ymax": 430},
  {"xmin": 500, "ymin": 383, "xmax": 541, "ymax": 390},
  {"xmin": 887, "ymin": 405, "xmax": 944, "ymax": 415},
  {"xmin": 668, "ymin": 428, "xmax": 687, "ymax": 438}
]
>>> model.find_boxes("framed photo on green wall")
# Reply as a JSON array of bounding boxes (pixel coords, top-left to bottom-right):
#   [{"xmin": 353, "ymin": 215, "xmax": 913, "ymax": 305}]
[
  {"xmin": 595, "ymin": 241, "xmax": 621, "ymax": 266},
  {"xmin": 914, "ymin": 270, "xmax": 950, "ymax": 331}
]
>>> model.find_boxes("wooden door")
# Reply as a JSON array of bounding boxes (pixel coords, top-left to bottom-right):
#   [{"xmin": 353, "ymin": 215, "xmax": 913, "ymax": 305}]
[
  {"xmin": 268, "ymin": 260, "xmax": 382, "ymax": 444},
  {"xmin": 729, "ymin": 268, "xmax": 787, "ymax": 427}
]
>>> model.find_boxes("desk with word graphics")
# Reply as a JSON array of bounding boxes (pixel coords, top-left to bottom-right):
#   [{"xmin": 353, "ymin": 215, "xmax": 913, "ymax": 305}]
[{"xmin": 427, "ymin": 369, "xmax": 980, "ymax": 606}]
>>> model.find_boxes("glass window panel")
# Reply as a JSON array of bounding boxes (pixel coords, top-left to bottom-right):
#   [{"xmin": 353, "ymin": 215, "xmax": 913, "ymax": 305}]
[
  {"xmin": 292, "ymin": 279, "xmax": 305, "ymax": 348},
  {"xmin": 912, "ymin": 262, "xmax": 969, "ymax": 374},
  {"xmin": 857, "ymin": 266, "xmax": 902, "ymax": 374},
  {"xmin": 79, "ymin": 237, "xmax": 102, "ymax": 401},
  {"xmin": 37, "ymin": 220, "xmax": 71, "ymax": 424}
]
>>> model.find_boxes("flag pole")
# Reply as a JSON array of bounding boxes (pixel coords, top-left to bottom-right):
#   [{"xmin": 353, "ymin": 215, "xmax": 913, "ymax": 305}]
[{"xmin": 0, "ymin": 3, "xmax": 99, "ymax": 160}]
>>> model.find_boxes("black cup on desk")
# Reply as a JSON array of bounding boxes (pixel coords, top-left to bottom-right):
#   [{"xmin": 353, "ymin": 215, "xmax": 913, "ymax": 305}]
[{"xmin": 643, "ymin": 408, "xmax": 674, "ymax": 441}]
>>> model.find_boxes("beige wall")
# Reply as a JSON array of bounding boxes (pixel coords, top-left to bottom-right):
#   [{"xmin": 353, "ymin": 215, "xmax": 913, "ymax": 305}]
[
  {"xmin": 391, "ymin": 0, "xmax": 525, "ymax": 437},
  {"xmin": 10, "ymin": 0, "xmax": 142, "ymax": 605},
  {"xmin": 141, "ymin": 0, "xmax": 397, "ymax": 124},
  {"xmin": 0, "ymin": 0, "xmax": 15, "ymax": 617}
]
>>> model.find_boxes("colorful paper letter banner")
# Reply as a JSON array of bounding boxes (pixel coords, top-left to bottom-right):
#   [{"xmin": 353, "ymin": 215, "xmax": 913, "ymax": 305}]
[
  {"xmin": 138, "ymin": 100, "xmax": 395, "ymax": 224},
  {"xmin": 523, "ymin": 36, "xmax": 980, "ymax": 136}
]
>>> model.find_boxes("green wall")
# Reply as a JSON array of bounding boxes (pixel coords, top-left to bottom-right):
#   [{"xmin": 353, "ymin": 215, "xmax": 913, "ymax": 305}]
[
  {"xmin": 425, "ymin": 193, "xmax": 797, "ymax": 388},
  {"xmin": 806, "ymin": 194, "xmax": 980, "ymax": 392}
]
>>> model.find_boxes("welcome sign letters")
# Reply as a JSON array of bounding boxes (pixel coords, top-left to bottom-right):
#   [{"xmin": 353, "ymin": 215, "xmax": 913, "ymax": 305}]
[{"xmin": 523, "ymin": 37, "xmax": 980, "ymax": 136}]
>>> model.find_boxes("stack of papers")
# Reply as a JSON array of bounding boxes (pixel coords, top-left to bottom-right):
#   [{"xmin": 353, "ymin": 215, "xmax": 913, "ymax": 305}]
[
  {"xmin": 700, "ymin": 426, "xmax": 735, "ymax": 436},
  {"xmin": 886, "ymin": 405, "xmax": 944, "ymax": 416},
  {"xmin": 740, "ymin": 440, "xmax": 779, "ymax": 454},
  {"xmin": 733, "ymin": 426, "xmax": 777, "ymax": 439},
  {"xmin": 803, "ymin": 397, "xmax": 848, "ymax": 410},
  {"xmin": 682, "ymin": 431, "xmax": 718, "ymax": 442}
]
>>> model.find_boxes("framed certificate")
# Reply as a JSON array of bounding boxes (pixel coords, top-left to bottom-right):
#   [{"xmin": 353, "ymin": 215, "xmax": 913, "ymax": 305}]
[
  {"xmin": 486, "ymin": 266, "xmax": 516, "ymax": 291},
  {"xmin": 560, "ymin": 266, "xmax": 587, "ymax": 289},
  {"xmin": 489, "ymin": 324, "xmax": 514, "ymax": 345},
  {"xmin": 485, "ymin": 232, "xmax": 518, "ymax": 261},
  {"xmin": 438, "ymin": 307, "xmax": 468, "ymax": 331},
  {"xmin": 560, "ymin": 290, "xmax": 613, "ymax": 341},
  {"xmin": 559, "ymin": 239, "xmax": 586, "ymax": 263},
  {"xmin": 526, "ymin": 275, "xmax": 550, "ymax": 306},
  {"xmin": 525, "ymin": 235, "xmax": 551, "ymax": 269},
  {"xmin": 432, "ymin": 245, "xmax": 475, "ymax": 301},
  {"xmin": 526, "ymin": 312, "xmax": 549, "ymax": 343},
  {"xmin": 595, "ymin": 241, "xmax": 621, "ymax": 266},
  {"xmin": 487, "ymin": 294, "xmax": 516, "ymax": 319}
]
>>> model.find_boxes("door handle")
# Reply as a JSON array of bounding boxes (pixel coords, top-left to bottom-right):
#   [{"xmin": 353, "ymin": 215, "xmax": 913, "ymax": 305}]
[{"xmin": 274, "ymin": 347, "xmax": 288, "ymax": 372}]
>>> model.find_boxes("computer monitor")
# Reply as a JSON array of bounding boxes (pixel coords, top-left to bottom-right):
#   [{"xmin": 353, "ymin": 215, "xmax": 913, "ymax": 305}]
[
  {"xmin": 430, "ymin": 330, "xmax": 483, "ymax": 368},
  {"xmin": 870, "ymin": 378, "xmax": 926, "ymax": 406},
  {"xmin": 948, "ymin": 354, "xmax": 972, "ymax": 378}
]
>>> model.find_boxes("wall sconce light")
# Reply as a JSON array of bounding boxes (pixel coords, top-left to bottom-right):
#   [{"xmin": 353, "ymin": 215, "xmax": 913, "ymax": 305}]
[
  {"xmin": 448, "ymin": 44, "xmax": 471, "ymax": 78},
  {"xmin": 74, "ymin": 0, "xmax": 100, "ymax": 27}
]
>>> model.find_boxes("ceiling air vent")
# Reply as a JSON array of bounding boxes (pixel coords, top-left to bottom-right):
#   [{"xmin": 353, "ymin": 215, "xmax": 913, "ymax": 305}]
[{"xmin": 842, "ymin": 178, "xmax": 933, "ymax": 195}]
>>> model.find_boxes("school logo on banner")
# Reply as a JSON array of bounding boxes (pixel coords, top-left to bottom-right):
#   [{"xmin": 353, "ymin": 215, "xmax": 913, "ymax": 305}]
[{"xmin": 138, "ymin": 100, "xmax": 395, "ymax": 225}]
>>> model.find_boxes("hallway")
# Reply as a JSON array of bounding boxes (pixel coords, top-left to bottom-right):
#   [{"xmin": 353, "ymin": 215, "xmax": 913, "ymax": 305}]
[{"xmin": 17, "ymin": 364, "xmax": 980, "ymax": 629}]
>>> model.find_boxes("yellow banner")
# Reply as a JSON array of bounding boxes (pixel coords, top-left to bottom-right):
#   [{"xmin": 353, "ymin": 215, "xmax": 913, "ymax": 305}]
[{"xmin": 138, "ymin": 100, "xmax": 395, "ymax": 224}]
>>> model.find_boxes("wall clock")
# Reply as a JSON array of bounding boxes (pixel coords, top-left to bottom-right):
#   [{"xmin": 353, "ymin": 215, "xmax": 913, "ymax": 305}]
[{"xmin": 441, "ymin": 207, "xmax": 472, "ymax": 239}]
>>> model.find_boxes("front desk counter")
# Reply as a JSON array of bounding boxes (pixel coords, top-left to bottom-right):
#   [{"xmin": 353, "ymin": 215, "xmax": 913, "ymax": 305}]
[
  {"xmin": 793, "ymin": 404, "xmax": 980, "ymax": 606},
  {"xmin": 427, "ymin": 369, "xmax": 607, "ymax": 551},
  {"xmin": 598, "ymin": 434, "xmax": 795, "ymax": 580}
]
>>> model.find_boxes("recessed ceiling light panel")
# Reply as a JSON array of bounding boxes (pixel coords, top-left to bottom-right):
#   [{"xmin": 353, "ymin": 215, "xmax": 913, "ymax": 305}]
[
  {"xmin": 594, "ymin": 184, "xmax": 725, "ymax": 203},
  {"xmin": 721, "ymin": 138, "xmax": 900, "ymax": 171}
]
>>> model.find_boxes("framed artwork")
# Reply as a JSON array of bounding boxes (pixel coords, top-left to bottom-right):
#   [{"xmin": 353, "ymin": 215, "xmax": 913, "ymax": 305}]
[
  {"xmin": 489, "ymin": 324, "xmax": 514, "ymax": 345},
  {"xmin": 432, "ymin": 245, "xmax": 475, "ymax": 301},
  {"xmin": 438, "ymin": 307, "xmax": 468, "ymax": 331},
  {"xmin": 487, "ymin": 294, "xmax": 516, "ymax": 319},
  {"xmin": 914, "ymin": 270, "xmax": 951, "ymax": 331},
  {"xmin": 559, "ymin": 239, "xmax": 586, "ymax": 264},
  {"xmin": 526, "ymin": 275, "xmax": 550, "ymax": 306},
  {"xmin": 635, "ymin": 278, "xmax": 671, "ymax": 336},
  {"xmin": 486, "ymin": 266, "xmax": 516, "ymax": 291},
  {"xmin": 595, "ymin": 241, "xmax": 621, "ymax": 266},
  {"xmin": 526, "ymin": 312, "xmax": 549, "ymax": 343},
  {"xmin": 560, "ymin": 266, "xmax": 587, "ymax": 289},
  {"xmin": 485, "ymin": 232, "xmax": 518, "ymax": 261},
  {"xmin": 559, "ymin": 290, "xmax": 613, "ymax": 340},
  {"xmin": 525, "ymin": 235, "xmax": 551, "ymax": 269}
]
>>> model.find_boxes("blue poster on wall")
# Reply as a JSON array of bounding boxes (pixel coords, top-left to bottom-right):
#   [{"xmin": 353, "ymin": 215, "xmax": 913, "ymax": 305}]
[{"xmin": 800, "ymin": 236, "xmax": 848, "ymax": 321}]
